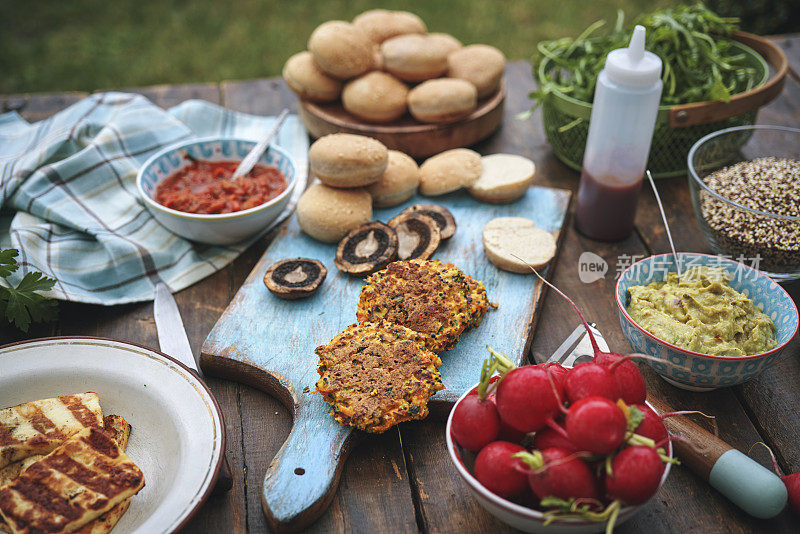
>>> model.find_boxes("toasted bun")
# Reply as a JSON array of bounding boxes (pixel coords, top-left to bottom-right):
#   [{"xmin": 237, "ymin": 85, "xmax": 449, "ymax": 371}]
[
  {"xmin": 309, "ymin": 133, "xmax": 389, "ymax": 188},
  {"xmin": 469, "ymin": 154, "xmax": 535, "ymax": 203},
  {"xmin": 366, "ymin": 150, "xmax": 420, "ymax": 207},
  {"xmin": 282, "ymin": 51, "xmax": 342, "ymax": 103},
  {"xmin": 342, "ymin": 72, "xmax": 409, "ymax": 123},
  {"xmin": 482, "ymin": 217, "xmax": 556, "ymax": 272},
  {"xmin": 407, "ymin": 78, "xmax": 477, "ymax": 123},
  {"xmin": 308, "ymin": 21, "xmax": 373, "ymax": 80},
  {"xmin": 447, "ymin": 44, "xmax": 506, "ymax": 98},
  {"xmin": 353, "ymin": 9, "xmax": 426, "ymax": 44},
  {"xmin": 297, "ymin": 183, "xmax": 373, "ymax": 242},
  {"xmin": 427, "ymin": 33, "xmax": 463, "ymax": 56},
  {"xmin": 381, "ymin": 34, "xmax": 449, "ymax": 82},
  {"xmin": 419, "ymin": 148, "xmax": 482, "ymax": 196}
]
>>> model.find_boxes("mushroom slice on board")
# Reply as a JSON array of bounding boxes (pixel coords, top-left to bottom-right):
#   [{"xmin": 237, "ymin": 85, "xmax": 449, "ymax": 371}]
[
  {"xmin": 264, "ymin": 258, "xmax": 327, "ymax": 299},
  {"xmin": 335, "ymin": 221, "xmax": 398, "ymax": 276},
  {"xmin": 394, "ymin": 203, "xmax": 456, "ymax": 239},
  {"xmin": 388, "ymin": 212, "xmax": 441, "ymax": 261}
]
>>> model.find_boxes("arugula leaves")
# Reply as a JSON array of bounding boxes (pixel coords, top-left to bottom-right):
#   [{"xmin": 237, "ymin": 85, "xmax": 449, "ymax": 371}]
[
  {"xmin": 0, "ymin": 249, "xmax": 58, "ymax": 332},
  {"xmin": 528, "ymin": 3, "xmax": 758, "ymax": 111}
]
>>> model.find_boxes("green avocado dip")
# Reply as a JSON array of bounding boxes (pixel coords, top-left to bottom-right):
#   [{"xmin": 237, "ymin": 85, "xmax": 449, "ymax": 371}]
[{"xmin": 626, "ymin": 266, "xmax": 776, "ymax": 356}]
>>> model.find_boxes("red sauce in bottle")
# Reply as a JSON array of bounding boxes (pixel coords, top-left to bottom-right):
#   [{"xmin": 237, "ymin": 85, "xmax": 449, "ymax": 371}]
[
  {"xmin": 574, "ymin": 168, "xmax": 643, "ymax": 241},
  {"xmin": 155, "ymin": 160, "xmax": 287, "ymax": 215}
]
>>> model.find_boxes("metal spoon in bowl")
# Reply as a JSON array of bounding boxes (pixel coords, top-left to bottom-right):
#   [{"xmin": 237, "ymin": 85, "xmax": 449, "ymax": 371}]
[
  {"xmin": 646, "ymin": 169, "xmax": 682, "ymax": 276},
  {"xmin": 231, "ymin": 108, "xmax": 290, "ymax": 180}
]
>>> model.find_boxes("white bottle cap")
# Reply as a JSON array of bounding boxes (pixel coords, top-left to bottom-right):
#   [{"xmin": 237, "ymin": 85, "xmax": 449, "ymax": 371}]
[{"xmin": 604, "ymin": 25, "xmax": 662, "ymax": 86}]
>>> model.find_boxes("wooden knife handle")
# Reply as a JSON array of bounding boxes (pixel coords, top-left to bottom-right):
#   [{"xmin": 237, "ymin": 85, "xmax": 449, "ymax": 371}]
[
  {"xmin": 212, "ymin": 454, "xmax": 234, "ymax": 495},
  {"xmin": 647, "ymin": 396, "xmax": 787, "ymax": 518},
  {"xmin": 647, "ymin": 396, "xmax": 729, "ymax": 480}
]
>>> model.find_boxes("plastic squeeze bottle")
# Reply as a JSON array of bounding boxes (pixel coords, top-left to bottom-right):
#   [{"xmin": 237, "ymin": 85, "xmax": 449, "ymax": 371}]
[{"xmin": 574, "ymin": 25, "xmax": 663, "ymax": 241}]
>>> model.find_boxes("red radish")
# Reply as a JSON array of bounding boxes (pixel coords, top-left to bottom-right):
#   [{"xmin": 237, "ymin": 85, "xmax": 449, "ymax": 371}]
[
  {"xmin": 487, "ymin": 391, "xmax": 528, "ymax": 444},
  {"xmin": 595, "ymin": 353, "xmax": 647, "ymax": 405},
  {"xmin": 533, "ymin": 426, "xmax": 581, "ymax": 454},
  {"xmin": 516, "ymin": 448, "xmax": 599, "ymax": 501},
  {"xmin": 752, "ymin": 441, "xmax": 800, "ymax": 516},
  {"xmin": 451, "ymin": 393, "xmax": 500, "ymax": 452},
  {"xmin": 495, "ymin": 365, "xmax": 564, "ymax": 433},
  {"xmin": 473, "ymin": 441, "xmax": 529, "ymax": 498},
  {"xmin": 783, "ymin": 472, "xmax": 800, "ymax": 515},
  {"xmin": 631, "ymin": 404, "xmax": 668, "ymax": 443},
  {"xmin": 565, "ymin": 396, "xmax": 627, "ymax": 455},
  {"xmin": 605, "ymin": 445, "xmax": 665, "ymax": 505},
  {"xmin": 564, "ymin": 362, "xmax": 618, "ymax": 403},
  {"xmin": 542, "ymin": 362, "xmax": 569, "ymax": 389}
]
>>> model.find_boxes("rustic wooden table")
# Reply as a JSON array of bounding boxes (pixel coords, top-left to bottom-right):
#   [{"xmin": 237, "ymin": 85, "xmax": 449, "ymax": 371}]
[{"xmin": 2, "ymin": 35, "xmax": 799, "ymax": 533}]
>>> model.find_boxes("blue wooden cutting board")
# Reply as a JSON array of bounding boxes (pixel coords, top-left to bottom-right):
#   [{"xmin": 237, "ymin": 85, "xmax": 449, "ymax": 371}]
[{"xmin": 201, "ymin": 185, "xmax": 570, "ymax": 531}]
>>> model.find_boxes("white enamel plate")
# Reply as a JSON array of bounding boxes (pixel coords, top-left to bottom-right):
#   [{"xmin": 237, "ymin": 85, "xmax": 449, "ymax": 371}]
[{"xmin": 0, "ymin": 337, "xmax": 225, "ymax": 533}]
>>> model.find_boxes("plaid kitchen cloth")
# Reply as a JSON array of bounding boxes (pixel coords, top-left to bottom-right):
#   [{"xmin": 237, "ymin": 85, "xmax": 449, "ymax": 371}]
[{"xmin": 0, "ymin": 92, "xmax": 308, "ymax": 305}]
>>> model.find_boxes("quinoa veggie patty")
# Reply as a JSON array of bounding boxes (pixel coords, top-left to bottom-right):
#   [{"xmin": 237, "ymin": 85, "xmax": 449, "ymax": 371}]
[
  {"xmin": 315, "ymin": 322, "xmax": 443, "ymax": 433},
  {"xmin": 356, "ymin": 259, "xmax": 489, "ymax": 352}
]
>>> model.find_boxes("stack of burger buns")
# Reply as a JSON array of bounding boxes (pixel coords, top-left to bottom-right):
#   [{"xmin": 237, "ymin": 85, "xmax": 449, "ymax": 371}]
[{"xmin": 283, "ymin": 9, "xmax": 506, "ymax": 125}]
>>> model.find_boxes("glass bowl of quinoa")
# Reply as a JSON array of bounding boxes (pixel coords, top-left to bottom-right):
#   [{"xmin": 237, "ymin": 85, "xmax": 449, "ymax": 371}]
[{"xmin": 688, "ymin": 125, "xmax": 800, "ymax": 281}]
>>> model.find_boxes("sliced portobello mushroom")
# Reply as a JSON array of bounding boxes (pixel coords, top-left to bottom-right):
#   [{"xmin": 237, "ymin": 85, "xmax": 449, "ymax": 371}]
[
  {"xmin": 394, "ymin": 204, "xmax": 456, "ymax": 239},
  {"xmin": 335, "ymin": 221, "xmax": 398, "ymax": 276},
  {"xmin": 264, "ymin": 258, "xmax": 327, "ymax": 299},
  {"xmin": 388, "ymin": 212, "xmax": 441, "ymax": 261}
]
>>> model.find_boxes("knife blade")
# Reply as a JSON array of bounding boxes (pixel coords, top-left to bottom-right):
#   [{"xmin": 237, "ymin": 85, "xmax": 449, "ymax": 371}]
[
  {"xmin": 153, "ymin": 282, "xmax": 202, "ymax": 375},
  {"xmin": 153, "ymin": 281, "xmax": 233, "ymax": 493}
]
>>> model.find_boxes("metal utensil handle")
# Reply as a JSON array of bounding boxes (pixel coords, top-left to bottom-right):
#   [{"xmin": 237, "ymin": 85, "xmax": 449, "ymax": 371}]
[{"xmin": 232, "ymin": 108, "xmax": 290, "ymax": 179}]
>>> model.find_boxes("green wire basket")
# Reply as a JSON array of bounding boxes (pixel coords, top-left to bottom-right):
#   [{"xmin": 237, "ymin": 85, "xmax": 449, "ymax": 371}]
[{"xmin": 540, "ymin": 32, "xmax": 784, "ymax": 178}]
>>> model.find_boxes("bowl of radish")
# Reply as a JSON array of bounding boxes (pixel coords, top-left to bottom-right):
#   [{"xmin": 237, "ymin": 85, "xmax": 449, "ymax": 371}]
[
  {"xmin": 446, "ymin": 348, "xmax": 674, "ymax": 533},
  {"xmin": 445, "ymin": 273, "xmax": 677, "ymax": 533},
  {"xmin": 615, "ymin": 253, "xmax": 799, "ymax": 391}
]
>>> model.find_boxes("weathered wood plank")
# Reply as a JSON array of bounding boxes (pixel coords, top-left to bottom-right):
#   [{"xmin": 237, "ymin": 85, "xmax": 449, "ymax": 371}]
[
  {"xmin": 0, "ymin": 91, "xmax": 88, "ymax": 122},
  {"xmin": 118, "ymin": 83, "xmax": 222, "ymax": 109}
]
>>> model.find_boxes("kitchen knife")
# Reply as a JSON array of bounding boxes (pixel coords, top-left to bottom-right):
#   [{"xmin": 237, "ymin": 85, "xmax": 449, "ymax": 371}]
[
  {"xmin": 543, "ymin": 324, "xmax": 787, "ymax": 519},
  {"xmin": 153, "ymin": 282, "xmax": 233, "ymax": 493}
]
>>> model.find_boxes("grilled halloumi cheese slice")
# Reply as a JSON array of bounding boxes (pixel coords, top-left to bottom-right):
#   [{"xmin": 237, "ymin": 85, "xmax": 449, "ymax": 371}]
[
  {"xmin": 0, "ymin": 416, "xmax": 133, "ymax": 534},
  {"xmin": 0, "ymin": 394, "xmax": 103, "ymax": 470},
  {"xmin": 0, "ymin": 426, "xmax": 144, "ymax": 534}
]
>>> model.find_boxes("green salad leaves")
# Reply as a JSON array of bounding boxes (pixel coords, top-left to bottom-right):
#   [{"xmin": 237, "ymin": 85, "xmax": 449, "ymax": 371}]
[
  {"xmin": 528, "ymin": 3, "xmax": 761, "ymax": 112},
  {"xmin": 0, "ymin": 248, "xmax": 58, "ymax": 332}
]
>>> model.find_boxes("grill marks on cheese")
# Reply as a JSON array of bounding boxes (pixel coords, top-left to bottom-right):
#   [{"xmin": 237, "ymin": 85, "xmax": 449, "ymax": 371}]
[
  {"xmin": 0, "ymin": 427, "xmax": 144, "ymax": 534},
  {"xmin": 0, "ymin": 394, "xmax": 103, "ymax": 470}
]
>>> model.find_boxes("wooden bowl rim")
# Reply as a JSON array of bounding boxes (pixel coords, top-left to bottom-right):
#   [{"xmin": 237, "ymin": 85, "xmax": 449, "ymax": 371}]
[{"xmin": 301, "ymin": 78, "xmax": 506, "ymax": 134}]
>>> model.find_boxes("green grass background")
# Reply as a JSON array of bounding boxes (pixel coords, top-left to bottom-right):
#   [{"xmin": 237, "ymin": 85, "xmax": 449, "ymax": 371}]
[{"xmin": 2, "ymin": 0, "xmax": 682, "ymax": 93}]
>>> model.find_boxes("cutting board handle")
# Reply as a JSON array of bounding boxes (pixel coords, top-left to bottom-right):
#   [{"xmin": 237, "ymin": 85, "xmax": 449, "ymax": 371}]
[{"xmin": 261, "ymin": 400, "xmax": 359, "ymax": 533}]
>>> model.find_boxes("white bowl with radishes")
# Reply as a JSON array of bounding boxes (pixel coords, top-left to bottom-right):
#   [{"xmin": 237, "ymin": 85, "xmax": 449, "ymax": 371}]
[{"xmin": 446, "ymin": 360, "xmax": 673, "ymax": 533}]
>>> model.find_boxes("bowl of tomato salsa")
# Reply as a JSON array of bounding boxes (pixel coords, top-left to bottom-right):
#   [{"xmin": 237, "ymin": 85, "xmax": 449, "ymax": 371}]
[{"xmin": 137, "ymin": 137, "xmax": 296, "ymax": 244}]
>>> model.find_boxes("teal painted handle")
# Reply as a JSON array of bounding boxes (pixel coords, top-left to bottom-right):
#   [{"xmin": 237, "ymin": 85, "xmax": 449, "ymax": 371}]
[
  {"xmin": 261, "ymin": 400, "xmax": 359, "ymax": 532},
  {"xmin": 709, "ymin": 449, "xmax": 788, "ymax": 519}
]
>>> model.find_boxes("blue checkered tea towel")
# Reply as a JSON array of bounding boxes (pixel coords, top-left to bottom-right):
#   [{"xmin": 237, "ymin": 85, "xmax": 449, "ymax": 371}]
[{"xmin": 0, "ymin": 92, "xmax": 308, "ymax": 304}]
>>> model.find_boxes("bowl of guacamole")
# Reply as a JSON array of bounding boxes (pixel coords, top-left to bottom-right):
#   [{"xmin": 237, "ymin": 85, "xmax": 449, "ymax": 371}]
[{"xmin": 615, "ymin": 253, "xmax": 798, "ymax": 391}]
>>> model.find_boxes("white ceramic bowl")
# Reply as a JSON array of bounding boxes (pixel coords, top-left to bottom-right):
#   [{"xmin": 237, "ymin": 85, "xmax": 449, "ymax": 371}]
[
  {"xmin": 0, "ymin": 337, "xmax": 226, "ymax": 533},
  {"xmin": 445, "ymin": 385, "xmax": 672, "ymax": 533},
  {"xmin": 137, "ymin": 137, "xmax": 296, "ymax": 245}
]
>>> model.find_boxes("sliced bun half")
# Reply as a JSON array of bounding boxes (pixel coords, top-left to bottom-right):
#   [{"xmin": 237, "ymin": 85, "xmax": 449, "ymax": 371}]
[
  {"xmin": 482, "ymin": 217, "xmax": 556, "ymax": 273},
  {"xmin": 468, "ymin": 153, "xmax": 535, "ymax": 203}
]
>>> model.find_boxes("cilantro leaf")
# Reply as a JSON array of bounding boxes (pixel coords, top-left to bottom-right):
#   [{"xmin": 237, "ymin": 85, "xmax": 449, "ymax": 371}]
[
  {"xmin": 0, "ymin": 249, "xmax": 19, "ymax": 278},
  {"xmin": 0, "ymin": 249, "xmax": 58, "ymax": 332}
]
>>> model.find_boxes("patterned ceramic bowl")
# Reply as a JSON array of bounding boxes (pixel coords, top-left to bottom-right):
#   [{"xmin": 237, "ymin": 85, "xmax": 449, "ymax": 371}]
[
  {"xmin": 137, "ymin": 137, "xmax": 296, "ymax": 245},
  {"xmin": 445, "ymin": 386, "xmax": 673, "ymax": 533},
  {"xmin": 616, "ymin": 253, "xmax": 799, "ymax": 391}
]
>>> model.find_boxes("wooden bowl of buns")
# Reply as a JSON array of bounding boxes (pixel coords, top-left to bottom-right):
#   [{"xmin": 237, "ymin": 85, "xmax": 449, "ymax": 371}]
[{"xmin": 284, "ymin": 9, "xmax": 506, "ymax": 158}]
